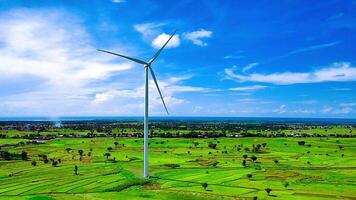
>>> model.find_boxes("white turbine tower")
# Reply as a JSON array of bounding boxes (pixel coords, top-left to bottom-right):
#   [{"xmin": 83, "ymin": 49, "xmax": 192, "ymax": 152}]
[{"xmin": 98, "ymin": 31, "xmax": 176, "ymax": 178}]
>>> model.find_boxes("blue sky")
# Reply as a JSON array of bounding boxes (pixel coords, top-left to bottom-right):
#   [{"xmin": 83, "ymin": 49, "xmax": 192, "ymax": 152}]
[{"xmin": 0, "ymin": 0, "xmax": 355, "ymax": 118}]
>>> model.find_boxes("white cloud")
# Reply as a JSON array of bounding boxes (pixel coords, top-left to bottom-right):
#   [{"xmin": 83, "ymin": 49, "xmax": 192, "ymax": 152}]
[
  {"xmin": 0, "ymin": 9, "xmax": 208, "ymax": 116},
  {"xmin": 152, "ymin": 33, "xmax": 180, "ymax": 49},
  {"xmin": 193, "ymin": 106, "xmax": 203, "ymax": 113},
  {"xmin": 273, "ymin": 105, "xmax": 286, "ymax": 114},
  {"xmin": 333, "ymin": 87, "xmax": 352, "ymax": 91},
  {"xmin": 322, "ymin": 106, "xmax": 333, "ymax": 113},
  {"xmin": 91, "ymin": 75, "xmax": 210, "ymax": 114},
  {"xmin": 340, "ymin": 102, "xmax": 356, "ymax": 107},
  {"xmin": 285, "ymin": 41, "xmax": 340, "ymax": 57},
  {"xmin": 242, "ymin": 62, "xmax": 259, "ymax": 72},
  {"xmin": 224, "ymin": 55, "xmax": 245, "ymax": 59},
  {"xmin": 225, "ymin": 62, "xmax": 356, "ymax": 85},
  {"xmin": 183, "ymin": 29, "xmax": 213, "ymax": 47},
  {"xmin": 134, "ymin": 22, "xmax": 165, "ymax": 39},
  {"xmin": 229, "ymin": 85, "xmax": 268, "ymax": 91},
  {"xmin": 112, "ymin": 0, "xmax": 125, "ymax": 3},
  {"xmin": 321, "ymin": 105, "xmax": 354, "ymax": 115}
]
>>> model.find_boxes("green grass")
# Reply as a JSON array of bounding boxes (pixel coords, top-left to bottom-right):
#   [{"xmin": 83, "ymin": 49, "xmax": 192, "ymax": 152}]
[{"xmin": 0, "ymin": 136, "xmax": 355, "ymax": 199}]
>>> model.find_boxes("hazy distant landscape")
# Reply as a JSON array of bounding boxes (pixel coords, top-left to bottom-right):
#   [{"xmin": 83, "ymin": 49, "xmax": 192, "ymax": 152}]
[{"xmin": 0, "ymin": 118, "xmax": 355, "ymax": 199}]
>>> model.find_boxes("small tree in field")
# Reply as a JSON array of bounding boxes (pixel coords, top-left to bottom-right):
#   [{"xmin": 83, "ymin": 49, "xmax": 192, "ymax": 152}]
[
  {"xmin": 31, "ymin": 160, "xmax": 37, "ymax": 166},
  {"xmin": 78, "ymin": 149, "xmax": 84, "ymax": 157},
  {"xmin": 107, "ymin": 147, "xmax": 113, "ymax": 151},
  {"xmin": 74, "ymin": 165, "xmax": 78, "ymax": 175},
  {"xmin": 114, "ymin": 142, "xmax": 119, "ymax": 147},
  {"xmin": 104, "ymin": 152, "xmax": 111, "ymax": 159},
  {"xmin": 201, "ymin": 182, "xmax": 208, "ymax": 190},
  {"xmin": 52, "ymin": 160, "xmax": 58, "ymax": 167},
  {"xmin": 247, "ymin": 174, "xmax": 252, "ymax": 179},
  {"xmin": 242, "ymin": 159, "xmax": 246, "ymax": 167},
  {"xmin": 284, "ymin": 182, "xmax": 289, "ymax": 189},
  {"xmin": 243, "ymin": 154, "xmax": 248, "ymax": 159},
  {"xmin": 21, "ymin": 151, "xmax": 28, "ymax": 161},
  {"xmin": 265, "ymin": 188, "xmax": 272, "ymax": 195},
  {"xmin": 193, "ymin": 142, "xmax": 199, "ymax": 148},
  {"xmin": 251, "ymin": 155, "xmax": 257, "ymax": 162}
]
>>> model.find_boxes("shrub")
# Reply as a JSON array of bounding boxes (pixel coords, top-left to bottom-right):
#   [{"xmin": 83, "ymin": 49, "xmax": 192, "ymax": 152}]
[
  {"xmin": 104, "ymin": 152, "xmax": 111, "ymax": 159},
  {"xmin": 21, "ymin": 151, "xmax": 28, "ymax": 161},
  {"xmin": 208, "ymin": 143, "xmax": 217, "ymax": 149},
  {"xmin": 52, "ymin": 160, "xmax": 58, "ymax": 167},
  {"xmin": 265, "ymin": 188, "xmax": 272, "ymax": 195},
  {"xmin": 284, "ymin": 182, "xmax": 289, "ymax": 188},
  {"xmin": 242, "ymin": 159, "xmax": 246, "ymax": 167},
  {"xmin": 163, "ymin": 163, "xmax": 180, "ymax": 168},
  {"xmin": 74, "ymin": 165, "xmax": 78, "ymax": 175},
  {"xmin": 78, "ymin": 149, "xmax": 84, "ymax": 156},
  {"xmin": 251, "ymin": 155, "xmax": 257, "ymax": 162},
  {"xmin": 201, "ymin": 182, "xmax": 208, "ymax": 190}
]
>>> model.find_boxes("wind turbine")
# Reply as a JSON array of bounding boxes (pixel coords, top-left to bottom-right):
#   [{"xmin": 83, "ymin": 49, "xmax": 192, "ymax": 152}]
[{"xmin": 98, "ymin": 31, "xmax": 176, "ymax": 178}]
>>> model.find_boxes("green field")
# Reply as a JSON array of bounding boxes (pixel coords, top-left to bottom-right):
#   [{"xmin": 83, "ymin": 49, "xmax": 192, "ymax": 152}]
[{"xmin": 1, "ymin": 136, "xmax": 355, "ymax": 200}]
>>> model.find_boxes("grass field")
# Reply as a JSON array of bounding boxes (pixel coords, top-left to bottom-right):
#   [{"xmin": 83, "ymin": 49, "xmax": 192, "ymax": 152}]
[{"xmin": 1, "ymin": 135, "xmax": 355, "ymax": 200}]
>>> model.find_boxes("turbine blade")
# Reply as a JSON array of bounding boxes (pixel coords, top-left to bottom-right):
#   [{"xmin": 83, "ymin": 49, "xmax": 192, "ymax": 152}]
[
  {"xmin": 148, "ymin": 66, "xmax": 169, "ymax": 114},
  {"xmin": 148, "ymin": 30, "xmax": 177, "ymax": 64},
  {"xmin": 98, "ymin": 49, "xmax": 147, "ymax": 65}
]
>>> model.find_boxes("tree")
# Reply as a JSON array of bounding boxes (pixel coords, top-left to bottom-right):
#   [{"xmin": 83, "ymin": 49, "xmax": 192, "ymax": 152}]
[
  {"xmin": 1, "ymin": 151, "xmax": 11, "ymax": 160},
  {"xmin": 265, "ymin": 188, "xmax": 272, "ymax": 195},
  {"xmin": 78, "ymin": 149, "xmax": 84, "ymax": 157},
  {"xmin": 243, "ymin": 154, "xmax": 248, "ymax": 159},
  {"xmin": 201, "ymin": 182, "xmax": 208, "ymax": 190},
  {"xmin": 114, "ymin": 142, "xmax": 119, "ymax": 147},
  {"xmin": 52, "ymin": 160, "xmax": 58, "ymax": 167},
  {"xmin": 274, "ymin": 160, "xmax": 279, "ymax": 164},
  {"xmin": 247, "ymin": 174, "xmax": 252, "ymax": 179},
  {"xmin": 284, "ymin": 182, "xmax": 289, "ymax": 189},
  {"xmin": 107, "ymin": 147, "xmax": 113, "ymax": 151},
  {"xmin": 298, "ymin": 141, "xmax": 305, "ymax": 146},
  {"xmin": 193, "ymin": 142, "xmax": 199, "ymax": 147},
  {"xmin": 74, "ymin": 165, "xmax": 78, "ymax": 175},
  {"xmin": 21, "ymin": 151, "xmax": 28, "ymax": 161},
  {"xmin": 65, "ymin": 148, "xmax": 72, "ymax": 153},
  {"xmin": 104, "ymin": 152, "xmax": 111, "ymax": 159},
  {"xmin": 242, "ymin": 159, "xmax": 246, "ymax": 167},
  {"xmin": 251, "ymin": 155, "xmax": 257, "ymax": 162},
  {"xmin": 208, "ymin": 143, "xmax": 217, "ymax": 149},
  {"xmin": 31, "ymin": 160, "xmax": 37, "ymax": 166}
]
